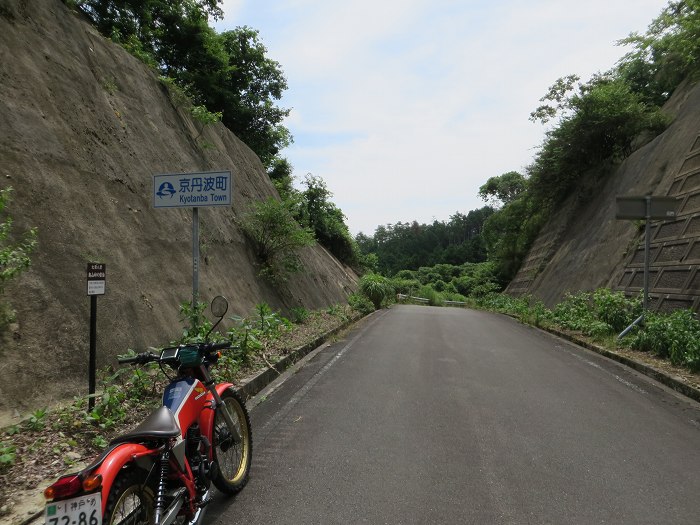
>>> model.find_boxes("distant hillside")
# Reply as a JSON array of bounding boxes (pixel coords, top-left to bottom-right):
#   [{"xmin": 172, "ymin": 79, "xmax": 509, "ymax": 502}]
[
  {"xmin": 0, "ymin": 0, "xmax": 356, "ymax": 418},
  {"xmin": 507, "ymin": 78, "xmax": 700, "ymax": 312}
]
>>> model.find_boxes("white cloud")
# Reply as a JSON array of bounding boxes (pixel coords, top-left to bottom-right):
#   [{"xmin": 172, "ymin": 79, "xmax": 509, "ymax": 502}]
[
  {"xmin": 216, "ymin": 0, "xmax": 245, "ymax": 21},
  {"xmin": 216, "ymin": 0, "xmax": 669, "ymax": 234}
]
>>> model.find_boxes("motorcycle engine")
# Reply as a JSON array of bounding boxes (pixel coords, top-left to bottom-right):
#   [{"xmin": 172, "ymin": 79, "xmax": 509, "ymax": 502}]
[{"xmin": 186, "ymin": 424, "xmax": 212, "ymax": 491}]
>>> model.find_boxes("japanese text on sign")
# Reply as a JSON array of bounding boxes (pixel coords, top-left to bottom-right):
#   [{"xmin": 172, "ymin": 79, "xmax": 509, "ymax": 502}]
[
  {"xmin": 45, "ymin": 492, "xmax": 101, "ymax": 525},
  {"xmin": 87, "ymin": 263, "xmax": 106, "ymax": 296},
  {"xmin": 153, "ymin": 171, "xmax": 232, "ymax": 208}
]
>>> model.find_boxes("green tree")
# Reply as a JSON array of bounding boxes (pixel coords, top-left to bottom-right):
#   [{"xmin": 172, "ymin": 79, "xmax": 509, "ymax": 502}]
[
  {"xmin": 76, "ymin": 1, "xmax": 223, "ymax": 57},
  {"xmin": 239, "ymin": 198, "xmax": 314, "ymax": 279},
  {"xmin": 529, "ymin": 74, "xmax": 580, "ymax": 124},
  {"xmin": 294, "ymin": 174, "xmax": 357, "ymax": 266},
  {"xmin": 478, "ymin": 171, "xmax": 527, "ymax": 207},
  {"xmin": 355, "ymin": 207, "xmax": 493, "ymax": 275},
  {"xmin": 527, "ymin": 74, "xmax": 668, "ymax": 207},
  {"xmin": 74, "ymin": 2, "xmax": 291, "ymax": 172},
  {"xmin": 267, "ymin": 157, "xmax": 294, "ymax": 197},
  {"xmin": 212, "ymin": 27, "xmax": 292, "ymax": 168},
  {"xmin": 450, "ymin": 262, "xmax": 500, "ymax": 297},
  {"xmin": 481, "ymin": 195, "xmax": 545, "ymax": 283},
  {"xmin": 618, "ymin": 0, "xmax": 700, "ymax": 105}
]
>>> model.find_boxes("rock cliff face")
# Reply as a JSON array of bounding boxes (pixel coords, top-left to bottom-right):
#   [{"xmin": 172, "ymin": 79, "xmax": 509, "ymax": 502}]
[
  {"xmin": 507, "ymin": 79, "xmax": 700, "ymax": 312},
  {"xmin": 0, "ymin": 0, "xmax": 356, "ymax": 416}
]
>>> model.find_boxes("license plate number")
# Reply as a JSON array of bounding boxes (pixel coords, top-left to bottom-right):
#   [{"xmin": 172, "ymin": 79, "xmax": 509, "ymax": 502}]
[{"xmin": 45, "ymin": 493, "xmax": 102, "ymax": 525}]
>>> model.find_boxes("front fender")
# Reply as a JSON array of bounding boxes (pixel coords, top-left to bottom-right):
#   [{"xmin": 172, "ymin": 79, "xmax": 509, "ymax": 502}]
[
  {"xmin": 199, "ymin": 383, "xmax": 235, "ymax": 460},
  {"xmin": 89, "ymin": 443, "xmax": 156, "ymax": 514}
]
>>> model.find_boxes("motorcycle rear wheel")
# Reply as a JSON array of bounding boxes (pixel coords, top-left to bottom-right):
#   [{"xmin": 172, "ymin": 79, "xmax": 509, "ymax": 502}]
[
  {"xmin": 211, "ymin": 388, "xmax": 252, "ymax": 494},
  {"xmin": 103, "ymin": 469, "xmax": 154, "ymax": 525}
]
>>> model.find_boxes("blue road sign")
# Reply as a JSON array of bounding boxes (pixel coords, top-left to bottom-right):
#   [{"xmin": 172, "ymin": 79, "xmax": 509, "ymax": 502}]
[{"xmin": 153, "ymin": 171, "xmax": 232, "ymax": 208}]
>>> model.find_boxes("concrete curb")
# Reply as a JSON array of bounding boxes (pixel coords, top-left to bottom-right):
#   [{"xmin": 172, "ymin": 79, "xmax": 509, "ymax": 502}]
[
  {"xmin": 235, "ymin": 314, "xmax": 362, "ymax": 401},
  {"xmin": 525, "ymin": 320, "xmax": 700, "ymax": 404},
  {"xmin": 413, "ymin": 306, "xmax": 700, "ymax": 405}
]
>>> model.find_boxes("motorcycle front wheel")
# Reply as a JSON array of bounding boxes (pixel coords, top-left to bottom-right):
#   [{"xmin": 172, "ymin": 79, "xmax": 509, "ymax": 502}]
[
  {"xmin": 211, "ymin": 388, "xmax": 252, "ymax": 494},
  {"xmin": 103, "ymin": 468, "xmax": 154, "ymax": 525}
]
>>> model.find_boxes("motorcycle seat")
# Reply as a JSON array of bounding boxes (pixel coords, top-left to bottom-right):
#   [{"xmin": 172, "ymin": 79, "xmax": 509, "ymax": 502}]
[{"xmin": 110, "ymin": 406, "xmax": 181, "ymax": 444}]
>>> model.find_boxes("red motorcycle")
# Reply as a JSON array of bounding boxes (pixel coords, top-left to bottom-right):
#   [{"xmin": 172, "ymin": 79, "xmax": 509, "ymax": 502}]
[{"xmin": 43, "ymin": 296, "xmax": 252, "ymax": 525}]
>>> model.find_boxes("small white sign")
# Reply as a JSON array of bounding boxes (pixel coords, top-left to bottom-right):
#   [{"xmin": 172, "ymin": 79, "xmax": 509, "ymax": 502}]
[
  {"xmin": 153, "ymin": 171, "xmax": 232, "ymax": 209},
  {"xmin": 87, "ymin": 280, "xmax": 105, "ymax": 296},
  {"xmin": 87, "ymin": 263, "xmax": 106, "ymax": 296}
]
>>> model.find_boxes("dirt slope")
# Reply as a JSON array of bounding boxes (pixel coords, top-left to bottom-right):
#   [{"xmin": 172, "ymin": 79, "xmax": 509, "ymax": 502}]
[
  {"xmin": 507, "ymin": 78, "xmax": 700, "ymax": 311},
  {"xmin": 0, "ymin": 0, "xmax": 357, "ymax": 419}
]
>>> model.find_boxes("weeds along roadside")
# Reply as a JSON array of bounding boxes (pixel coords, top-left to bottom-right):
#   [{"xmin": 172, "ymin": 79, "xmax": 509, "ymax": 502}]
[
  {"xmin": 354, "ymin": 270, "xmax": 700, "ymax": 377},
  {"xmin": 386, "ymin": 271, "xmax": 700, "ymax": 377},
  {"xmin": 0, "ymin": 301, "xmax": 359, "ymax": 503},
  {"xmin": 473, "ymin": 289, "xmax": 700, "ymax": 374}
]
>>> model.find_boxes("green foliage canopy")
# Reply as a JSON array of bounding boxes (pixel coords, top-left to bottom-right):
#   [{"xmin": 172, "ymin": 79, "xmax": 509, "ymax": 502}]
[
  {"xmin": 75, "ymin": 1, "xmax": 291, "ymax": 172},
  {"xmin": 212, "ymin": 27, "xmax": 292, "ymax": 167},
  {"xmin": 292, "ymin": 175, "xmax": 357, "ymax": 266},
  {"xmin": 527, "ymin": 74, "xmax": 668, "ymax": 208},
  {"xmin": 478, "ymin": 171, "xmax": 527, "ymax": 207},
  {"xmin": 618, "ymin": 0, "xmax": 700, "ymax": 105},
  {"xmin": 239, "ymin": 197, "xmax": 314, "ymax": 279},
  {"xmin": 356, "ymin": 207, "xmax": 494, "ymax": 276},
  {"xmin": 389, "ymin": 262, "xmax": 500, "ymax": 305}
]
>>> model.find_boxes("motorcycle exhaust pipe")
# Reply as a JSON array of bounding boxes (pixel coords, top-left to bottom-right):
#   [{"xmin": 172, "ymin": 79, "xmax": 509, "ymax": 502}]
[
  {"xmin": 186, "ymin": 489, "xmax": 212, "ymax": 525},
  {"xmin": 160, "ymin": 488, "xmax": 186, "ymax": 525}
]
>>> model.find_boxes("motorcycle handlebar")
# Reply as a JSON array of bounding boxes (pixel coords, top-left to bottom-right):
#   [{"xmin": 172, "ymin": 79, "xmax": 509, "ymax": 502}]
[
  {"xmin": 117, "ymin": 352, "xmax": 158, "ymax": 365},
  {"xmin": 118, "ymin": 342, "xmax": 231, "ymax": 366},
  {"xmin": 206, "ymin": 341, "xmax": 232, "ymax": 352}
]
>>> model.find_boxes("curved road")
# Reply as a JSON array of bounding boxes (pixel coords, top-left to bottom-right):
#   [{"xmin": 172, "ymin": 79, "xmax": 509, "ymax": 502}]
[{"xmin": 209, "ymin": 305, "xmax": 700, "ymax": 524}]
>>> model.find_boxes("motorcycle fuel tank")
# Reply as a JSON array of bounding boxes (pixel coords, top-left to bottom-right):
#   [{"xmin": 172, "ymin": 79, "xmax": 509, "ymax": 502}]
[{"xmin": 163, "ymin": 377, "xmax": 210, "ymax": 435}]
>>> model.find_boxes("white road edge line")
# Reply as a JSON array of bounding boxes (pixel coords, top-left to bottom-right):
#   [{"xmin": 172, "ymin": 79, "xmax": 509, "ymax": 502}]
[
  {"xmin": 564, "ymin": 345, "xmax": 648, "ymax": 395},
  {"xmin": 256, "ymin": 311, "xmax": 386, "ymax": 438}
]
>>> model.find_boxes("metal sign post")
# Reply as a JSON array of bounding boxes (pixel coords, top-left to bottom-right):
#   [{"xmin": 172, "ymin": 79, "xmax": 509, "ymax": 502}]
[
  {"xmin": 643, "ymin": 196, "xmax": 651, "ymax": 313},
  {"xmin": 615, "ymin": 195, "xmax": 679, "ymax": 339},
  {"xmin": 86, "ymin": 263, "xmax": 106, "ymax": 412},
  {"xmin": 153, "ymin": 171, "xmax": 232, "ymax": 320},
  {"xmin": 193, "ymin": 207, "xmax": 199, "ymax": 307}
]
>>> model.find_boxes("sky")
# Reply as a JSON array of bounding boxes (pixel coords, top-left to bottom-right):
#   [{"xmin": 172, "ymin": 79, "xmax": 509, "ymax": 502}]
[{"xmin": 213, "ymin": 0, "xmax": 670, "ymax": 235}]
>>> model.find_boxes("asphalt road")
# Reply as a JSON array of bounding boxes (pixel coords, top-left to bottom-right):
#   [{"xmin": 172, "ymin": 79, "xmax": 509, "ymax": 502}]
[{"xmin": 208, "ymin": 305, "xmax": 700, "ymax": 524}]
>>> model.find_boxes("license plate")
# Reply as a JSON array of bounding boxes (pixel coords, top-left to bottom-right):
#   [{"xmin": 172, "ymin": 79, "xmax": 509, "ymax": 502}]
[{"xmin": 44, "ymin": 493, "xmax": 102, "ymax": 525}]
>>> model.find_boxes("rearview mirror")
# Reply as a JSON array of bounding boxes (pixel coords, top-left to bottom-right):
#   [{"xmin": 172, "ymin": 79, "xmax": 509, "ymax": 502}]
[{"xmin": 211, "ymin": 296, "xmax": 229, "ymax": 318}]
